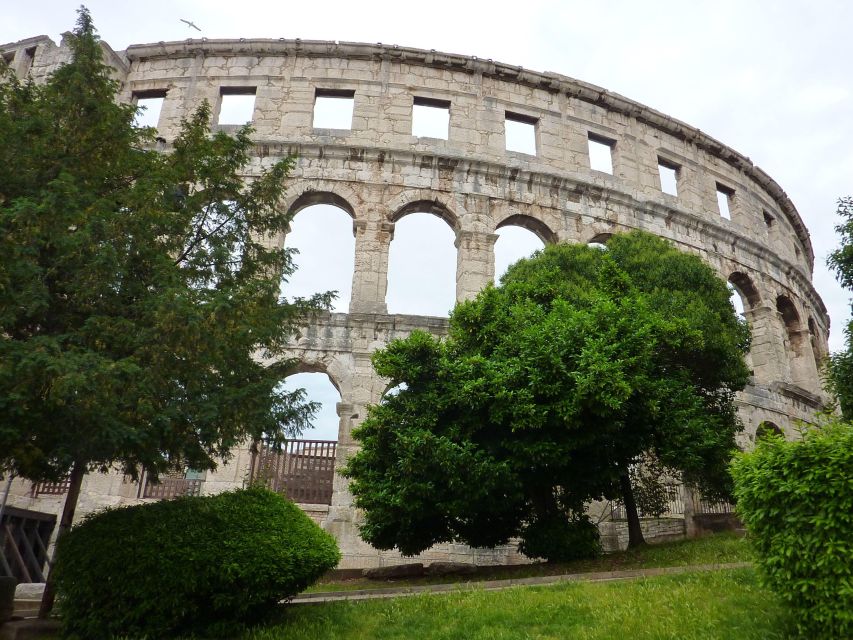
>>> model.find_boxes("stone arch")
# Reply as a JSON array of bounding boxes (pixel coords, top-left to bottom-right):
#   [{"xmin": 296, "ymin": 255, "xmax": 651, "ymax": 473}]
[
  {"xmin": 755, "ymin": 420, "xmax": 783, "ymax": 440},
  {"xmin": 281, "ymin": 193, "xmax": 356, "ymax": 312},
  {"xmin": 496, "ymin": 214, "xmax": 557, "ymax": 245},
  {"xmin": 283, "ymin": 180, "xmax": 359, "ymax": 217},
  {"xmin": 776, "ymin": 294, "xmax": 802, "ymax": 338},
  {"xmin": 587, "ymin": 232, "xmax": 613, "ymax": 247},
  {"xmin": 282, "ymin": 361, "xmax": 348, "ymax": 442},
  {"xmin": 586, "ymin": 232, "xmax": 613, "ymax": 250},
  {"xmin": 776, "ymin": 294, "xmax": 819, "ymax": 391},
  {"xmin": 386, "ymin": 197, "xmax": 459, "ymax": 315},
  {"xmin": 729, "ymin": 271, "xmax": 762, "ymax": 309},
  {"xmin": 389, "ymin": 197, "xmax": 460, "ymax": 232},
  {"xmin": 288, "ymin": 360, "xmax": 344, "ymax": 396},
  {"xmin": 493, "ymin": 214, "xmax": 549, "ymax": 283}
]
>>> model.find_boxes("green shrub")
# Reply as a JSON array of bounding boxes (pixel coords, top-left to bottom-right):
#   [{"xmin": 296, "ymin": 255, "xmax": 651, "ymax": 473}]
[
  {"xmin": 730, "ymin": 421, "xmax": 853, "ymax": 639},
  {"xmin": 54, "ymin": 486, "xmax": 340, "ymax": 639}
]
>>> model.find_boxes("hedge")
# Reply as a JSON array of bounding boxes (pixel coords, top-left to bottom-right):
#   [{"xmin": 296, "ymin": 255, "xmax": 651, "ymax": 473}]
[
  {"xmin": 730, "ymin": 421, "xmax": 852, "ymax": 639},
  {"xmin": 54, "ymin": 486, "xmax": 340, "ymax": 638}
]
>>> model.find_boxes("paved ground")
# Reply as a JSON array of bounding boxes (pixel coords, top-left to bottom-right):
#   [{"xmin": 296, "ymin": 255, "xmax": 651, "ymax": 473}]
[{"xmin": 290, "ymin": 562, "xmax": 753, "ymax": 604}]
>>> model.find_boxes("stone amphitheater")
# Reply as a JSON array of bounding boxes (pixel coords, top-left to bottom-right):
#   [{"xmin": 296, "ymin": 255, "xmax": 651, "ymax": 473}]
[{"xmin": 1, "ymin": 33, "xmax": 829, "ymax": 570}]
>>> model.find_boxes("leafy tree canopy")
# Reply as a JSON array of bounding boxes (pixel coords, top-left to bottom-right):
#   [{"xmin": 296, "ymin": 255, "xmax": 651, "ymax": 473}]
[
  {"xmin": 345, "ymin": 231, "xmax": 750, "ymax": 559},
  {"xmin": 826, "ymin": 196, "xmax": 853, "ymax": 417},
  {"xmin": 0, "ymin": 10, "xmax": 327, "ymax": 485}
]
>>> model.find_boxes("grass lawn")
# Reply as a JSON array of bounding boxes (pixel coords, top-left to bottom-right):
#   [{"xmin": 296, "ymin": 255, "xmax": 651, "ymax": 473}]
[
  {"xmin": 247, "ymin": 568, "xmax": 790, "ymax": 640},
  {"xmin": 309, "ymin": 532, "xmax": 754, "ymax": 592}
]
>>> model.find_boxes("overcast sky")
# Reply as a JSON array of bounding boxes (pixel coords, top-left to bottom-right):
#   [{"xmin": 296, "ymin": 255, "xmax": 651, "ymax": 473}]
[{"xmin": 4, "ymin": 0, "xmax": 852, "ymax": 439}]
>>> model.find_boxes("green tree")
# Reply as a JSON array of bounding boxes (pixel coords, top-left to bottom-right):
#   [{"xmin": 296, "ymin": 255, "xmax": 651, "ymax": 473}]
[
  {"xmin": 345, "ymin": 232, "xmax": 749, "ymax": 560},
  {"xmin": 0, "ymin": 10, "xmax": 326, "ymax": 615},
  {"xmin": 826, "ymin": 196, "xmax": 853, "ymax": 417}
]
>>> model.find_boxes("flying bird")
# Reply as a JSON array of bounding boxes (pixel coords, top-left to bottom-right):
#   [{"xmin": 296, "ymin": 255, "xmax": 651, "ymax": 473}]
[{"xmin": 180, "ymin": 19, "xmax": 202, "ymax": 32}]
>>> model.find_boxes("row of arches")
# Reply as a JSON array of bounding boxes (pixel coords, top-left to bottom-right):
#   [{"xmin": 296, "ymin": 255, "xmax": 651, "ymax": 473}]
[
  {"xmin": 278, "ymin": 369, "xmax": 796, "ymax": 446},
  {"xmin": 282, "ymin": 203, "xmax": 546, "ymax": 316},
  {"xmin": 727, "ymin": 271, "xmax": 825, "ymax": 388},
  {"xmin": 279, "ymin": 189, "xmax": 826, "ymax": 396}
]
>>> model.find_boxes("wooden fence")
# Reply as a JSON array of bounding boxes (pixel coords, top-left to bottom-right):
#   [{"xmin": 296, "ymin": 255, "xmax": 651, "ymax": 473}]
[
  {"xmin": 31, "ymin": 476, "xmax": 71, "ymax": 496},
  {"xmin": 249, "ymin": 440, "xmax": 337, "ymax": 505},
  {"xmin": 0, "ymin": 506, "xmax": 56, "ymax": 583},
  {"xmin": 141, "ymin": 475, "xmax": 204, "ymax": 499}
]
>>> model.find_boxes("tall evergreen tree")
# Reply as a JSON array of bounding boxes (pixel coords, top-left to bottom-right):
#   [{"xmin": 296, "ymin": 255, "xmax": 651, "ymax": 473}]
[{"xmin": 0, "ymin": 9, "xmax": 327, "ymax": 614}]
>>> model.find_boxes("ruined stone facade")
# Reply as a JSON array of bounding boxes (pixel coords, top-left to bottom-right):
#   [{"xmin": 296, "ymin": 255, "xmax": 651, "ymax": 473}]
[{"xmin": 1, "ymin": 34, "xmax": 829, "ymax": 568}]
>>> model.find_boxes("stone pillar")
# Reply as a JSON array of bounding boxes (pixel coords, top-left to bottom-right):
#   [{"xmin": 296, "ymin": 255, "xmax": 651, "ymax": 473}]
[
  {"xmin": 325, "ymin": 401, "xmax": 361, "ymax": 530},
  {"xmin": 349, "ymin": 219, "xmax": 394, "ymax": 314},
  {"xmin": 744, "ymin": 305, "xmax": 785, "ymax": 383},
  {"xmin": 335, "ymin": 402, "xmax": 356, "ymax": 445},
  {"xmin": 455, "ymin": 230, "xmax": 498, "ymax": 302}
]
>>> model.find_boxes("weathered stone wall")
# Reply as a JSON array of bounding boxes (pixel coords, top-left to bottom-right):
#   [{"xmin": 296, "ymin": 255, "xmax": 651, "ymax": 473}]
[
  {"xmin": 1, "ymin": 35, "xmax": 830, "ymax": 568},
  {"xmin": 601, "ymin": 518, "xmax": 688, "ymax": 552}
]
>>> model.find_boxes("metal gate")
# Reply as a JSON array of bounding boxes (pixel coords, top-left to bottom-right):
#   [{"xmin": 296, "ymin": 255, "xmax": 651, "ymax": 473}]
[{"xmin": 0, "ymin": 506, "xmax": 56, "ymax": 583}]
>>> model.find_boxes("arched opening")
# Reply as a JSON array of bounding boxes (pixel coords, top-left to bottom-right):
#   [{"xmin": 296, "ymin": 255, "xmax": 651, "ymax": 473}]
[
  {"xmin": 776, "ymin": 294, "xmax": 818, "ymax": 391},
  {"xmin": 588, "ymin": 233, "xmax": 612, "ymax": 251},
  {"xmin": 729, "ymin": 282, "xmax": 746, "ymax": 318},
  {"xmin": 776, "ymin": 295, "xmax": 802, "ymax": 351},
  {"xmin": 278, "ymin": 371, "xmax": 342, "ymax": 442},
  {"xmin": 386, "ymin": 207, "xmax": 457, "ymax": 316},
  {"xmin": 281, "ymin": 203, "xmax": 355, "ymax": 313},
  {"xmin": 729, "ymin": 272, "xmax": 761, "ymax": 309},
  {"xmin": 251, "ymin": 370, "xmax": 341, "ymax": 505},
  {"xmin": 727, "ymin": 282, "xmax": 752, "ymax": 370},
  {"xmin": 756, "ymin": 421, "xmax": 783, "ymax": 441},
  {"xmin": 494, "ymin": 224, "xmax": 545, "ymax": 283},
  {"xmin": 728, "ymin": 283, "xmax": 746, "ymax": 318}
]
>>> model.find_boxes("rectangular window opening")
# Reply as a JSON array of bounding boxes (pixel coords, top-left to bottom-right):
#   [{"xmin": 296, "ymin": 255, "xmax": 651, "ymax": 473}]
[
  {"xmin": 716, "ymin": 183, "xmax": 734, "ymax": 220},
  {"xmin": 505, "ymin": 111, "xmax": 537, "ymax": 155},
  {"xmin": 588, "ymin": 134, "xmax": 615, "ymax": 174},
  {"xmin": 217, "ymin": 87, "xmax": 256, "ymax": 126},
  {"xmin": 763, "ymin": 210, "xmax": 775, "ymax": 227},
  {"xmin": 133, "ymin": 89, "xmax": 166, "ymax": 129},
  {"xmin": 412, "ymin": 97, "xmax": 450, "ymax": 139},
  {"xmin": 658, "ymin": 159, "xmax": 679, "ymax": 196},
  {"xmin": 313, "ymin": 89, "xmax": 355, "ymax": 130}
]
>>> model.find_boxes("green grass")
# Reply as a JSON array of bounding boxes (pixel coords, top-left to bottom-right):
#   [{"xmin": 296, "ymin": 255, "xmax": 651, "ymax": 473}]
[
  {"xmin": 246, "ymin": 568, "xmax": 791, "ymax": 640},
  {"xmin": 308, "ymin": 532, "xmax": 753, "ymax": 592}
]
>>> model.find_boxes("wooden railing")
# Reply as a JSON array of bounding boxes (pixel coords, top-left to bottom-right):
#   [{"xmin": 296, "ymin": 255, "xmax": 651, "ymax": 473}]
[
  {"xmin": 142, "ymin": 475, "xmax": 204, "ymax": 499},
  {"xmin": 32, "ymin": 476, "xmax": 71, "ymax": 496},
  {"xmin": 0, "ymin": 506, "xmax": 56, "ymax": 583},
  {"xmin": 250, "ymin": 439, "xmax": 337, "ymax": 505}
]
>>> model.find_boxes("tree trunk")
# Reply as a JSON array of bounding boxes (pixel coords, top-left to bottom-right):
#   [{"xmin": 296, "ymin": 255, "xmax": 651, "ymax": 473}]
[
  {"xmin": 38, "ymin": 460, "xmax": 85, "ymax": 619},
  {"xmin": 619, "ymin": 471, "xmax": 646, "ymax": 549}
]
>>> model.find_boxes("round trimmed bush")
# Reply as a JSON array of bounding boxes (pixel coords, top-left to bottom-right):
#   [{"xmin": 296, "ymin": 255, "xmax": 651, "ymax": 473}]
[
  {"xmin": 53, "ymin": 486, "xmax": 340, "ymax": 639},
  {"xmin": 731, "ymin": 421, "xmax": 852, "ymax": 639}
]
